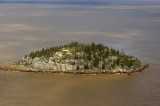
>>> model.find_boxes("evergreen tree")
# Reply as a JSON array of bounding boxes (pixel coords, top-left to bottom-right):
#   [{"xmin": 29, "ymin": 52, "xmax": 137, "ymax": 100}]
[
  {"xmin": 76, "ymin": 66, "xmax": 80, "ymax": 70},
  {"xmin": 84, "ymin": 64, "xmax": 89, "ymax": 69},
  {"xmin": 94, "ymin": 56, "xmax": 99, "ymax": 67},
  {"xmin": 25, "ymin": 42, "xmax": 140, "ymax": 70},
  {"xmin": 102, "ymin": 63, "xmax": 105, "ymax": 70}
]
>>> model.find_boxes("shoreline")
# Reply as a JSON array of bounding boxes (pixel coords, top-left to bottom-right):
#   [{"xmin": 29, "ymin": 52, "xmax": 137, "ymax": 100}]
[{"xmin": 0, "ymin": 61, "xmax": 149, "ymax": 75}]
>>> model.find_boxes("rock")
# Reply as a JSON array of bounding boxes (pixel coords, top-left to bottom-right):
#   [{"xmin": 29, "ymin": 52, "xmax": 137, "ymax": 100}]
[{"xmin": 16, "ymin": 42, "xmax": 147, "ymax": 73}]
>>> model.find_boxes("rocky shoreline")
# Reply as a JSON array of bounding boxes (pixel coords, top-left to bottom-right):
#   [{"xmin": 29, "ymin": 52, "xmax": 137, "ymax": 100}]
[{"xmin": 0, "ymin": 61, "xmax": 149, "ymax": 75}]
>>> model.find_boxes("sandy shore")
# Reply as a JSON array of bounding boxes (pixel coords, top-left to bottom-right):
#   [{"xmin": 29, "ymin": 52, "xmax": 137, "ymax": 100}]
[{"xmin": 0, "ymin": 62, "xmax": 149, "ymax": 75}]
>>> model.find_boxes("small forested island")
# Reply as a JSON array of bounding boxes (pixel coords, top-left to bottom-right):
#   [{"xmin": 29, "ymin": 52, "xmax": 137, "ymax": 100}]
[{"xmin": 0, "ymin": 42, "xmax": 149, "ymax": 74}]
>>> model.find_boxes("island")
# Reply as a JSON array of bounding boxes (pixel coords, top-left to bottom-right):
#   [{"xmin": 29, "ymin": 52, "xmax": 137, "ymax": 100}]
[{"xmin": 0, "ymin": 42, "xmax": 149, "ymax": 74}]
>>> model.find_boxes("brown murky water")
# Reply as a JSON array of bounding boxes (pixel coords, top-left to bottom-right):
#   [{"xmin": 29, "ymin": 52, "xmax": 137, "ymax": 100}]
[
  {"xmin": 0, "ymin": 65, "xmax": 159, "ymax": 106},
  {"xmin": 0, "ymin": 1, "xmax": 160, "ymax": 106}
]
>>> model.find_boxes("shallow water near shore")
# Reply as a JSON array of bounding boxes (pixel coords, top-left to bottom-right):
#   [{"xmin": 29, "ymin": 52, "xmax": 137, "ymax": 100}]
[
  {"xmin": 0, "ymin": 64, "xmax": 159, "ymax": 106},
  {"xmin": 0, "ymin": 0, "xmax": 160, "ymax": 106}
]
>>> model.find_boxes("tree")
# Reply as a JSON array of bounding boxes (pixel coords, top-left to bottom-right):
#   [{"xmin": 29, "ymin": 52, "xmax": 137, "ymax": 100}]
[
  {"xmin": 76, "ymin": 66, "xmax": 80, "ymax": 70},
  {"xmin": 116, "ymin": 58, "xmax": 120, "ymax": 66},
  {"xmin": 93, "ymin": 56, "xmax": 99, "ymax": 67},
  {"xmin": 25, "ymin": 42, "xmax": 138, "ymax": 70},
  {"xmin": 25, "ymin": 55, "xmax": 27, "ymax": 58},
  {"xmin": 102, "ymin": 63, "xmax": 105, "ymax": 70},
  {"xmin": 111, "ymin": 62, "xmax": 116, "ymax": 69},
  {"xmin": 84, "ymin": 64, "xmax": 89, "ymax": 69}
]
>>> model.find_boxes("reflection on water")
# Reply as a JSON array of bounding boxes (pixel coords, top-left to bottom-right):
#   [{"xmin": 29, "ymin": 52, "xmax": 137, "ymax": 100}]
[{"xmin": 0, "ymin": 0, "xmax": 160, "ymax": 105}]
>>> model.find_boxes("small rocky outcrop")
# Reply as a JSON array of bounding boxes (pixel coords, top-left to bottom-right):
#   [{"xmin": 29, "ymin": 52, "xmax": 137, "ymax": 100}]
[
  {"xmin": 0, "ymin": 42, "xmax": 149, "ymax": 74},
  {"xmin": 13, "ymin": 42, "xmax": 147, "ymax": 73}
]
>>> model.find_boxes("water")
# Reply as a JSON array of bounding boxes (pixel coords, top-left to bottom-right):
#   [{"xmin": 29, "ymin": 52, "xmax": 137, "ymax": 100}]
[
  {"xmin": 0, "ymin": 0, "xmax": 160, "ymax": 105},
  {"xmin": 0, "ymin": 66, "xmax": 159, "ymax": 106}
]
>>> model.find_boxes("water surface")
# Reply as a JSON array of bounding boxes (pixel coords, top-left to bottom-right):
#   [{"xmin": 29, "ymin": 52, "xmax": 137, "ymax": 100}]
[{"xmin": 0, "ymin": 0, "xmax": 160, "ymax": 105}]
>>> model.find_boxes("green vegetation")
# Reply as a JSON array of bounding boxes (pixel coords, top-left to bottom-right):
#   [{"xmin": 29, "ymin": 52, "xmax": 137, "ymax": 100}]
[{"xmin": 25, "ymin": 42, "xmax": 141, "ymax": 70}]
